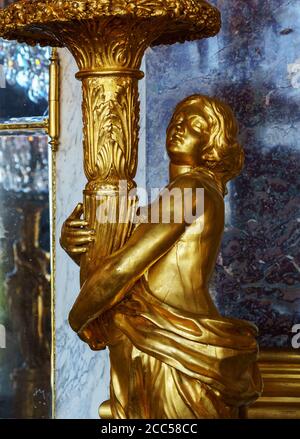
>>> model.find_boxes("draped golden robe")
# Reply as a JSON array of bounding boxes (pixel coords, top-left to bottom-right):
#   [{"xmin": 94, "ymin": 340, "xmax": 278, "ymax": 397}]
[{"xmin": 100, "ymin": 278, "xmax": 263, "ymax": 419}]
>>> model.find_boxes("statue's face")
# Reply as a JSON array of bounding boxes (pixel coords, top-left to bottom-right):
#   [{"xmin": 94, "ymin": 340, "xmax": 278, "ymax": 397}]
[{"xmin": 167, "ymin": 104, "xmax": 210, "ymax": 166}]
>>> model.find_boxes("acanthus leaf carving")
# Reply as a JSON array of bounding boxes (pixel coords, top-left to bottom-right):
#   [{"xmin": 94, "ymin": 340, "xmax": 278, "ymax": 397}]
[{"xmin": 82, "ymin": 78, "xmax": 139, "ymax": 187}]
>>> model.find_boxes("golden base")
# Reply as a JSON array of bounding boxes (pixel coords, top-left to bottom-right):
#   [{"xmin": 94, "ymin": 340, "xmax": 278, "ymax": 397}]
[{"xmin": 249, "ymin": 349, "xmax": 300, "ymax": 419}]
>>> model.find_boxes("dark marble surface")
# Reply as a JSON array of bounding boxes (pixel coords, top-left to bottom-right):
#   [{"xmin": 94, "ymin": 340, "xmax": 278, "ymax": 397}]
[{"xmin": 145, "ymin": 0, "xmax": 300, "ymax": 347}]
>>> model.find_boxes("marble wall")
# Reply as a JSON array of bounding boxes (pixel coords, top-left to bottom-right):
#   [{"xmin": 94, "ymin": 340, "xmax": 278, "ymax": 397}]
[{"xmin": 145, "ymin": 0, "xmax": 300, "ymax": 347}]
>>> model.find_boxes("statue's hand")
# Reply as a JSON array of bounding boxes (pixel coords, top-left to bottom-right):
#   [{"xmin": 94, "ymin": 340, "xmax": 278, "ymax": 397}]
[
  {"xmin": 76, "ymin": 320, "xmax": 108, "ymax": 351},
  {"xmin": 60, "ymin": 203, "xmax": 95, "ymax": 265}
]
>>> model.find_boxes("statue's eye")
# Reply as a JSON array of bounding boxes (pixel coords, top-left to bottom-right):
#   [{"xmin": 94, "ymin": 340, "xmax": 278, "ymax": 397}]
[
  {"xmin": 175, "ymin": 113, "xmax": 185, "ymax": 124},
  {"xmin": 190, "ymin": 116, "xmax": 203, "ymax": 132}
]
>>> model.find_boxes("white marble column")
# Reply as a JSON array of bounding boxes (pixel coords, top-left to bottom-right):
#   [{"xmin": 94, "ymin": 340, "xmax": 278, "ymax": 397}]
[{"xmin": 54, "ymin": 49, "xmax": 147, "ymax": 419}]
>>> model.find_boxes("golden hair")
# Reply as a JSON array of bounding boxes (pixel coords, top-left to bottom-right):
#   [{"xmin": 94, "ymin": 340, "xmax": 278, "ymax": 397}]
[{"xmin": 174, "ymin": 95, "xmax": 244, "ymax": 183}]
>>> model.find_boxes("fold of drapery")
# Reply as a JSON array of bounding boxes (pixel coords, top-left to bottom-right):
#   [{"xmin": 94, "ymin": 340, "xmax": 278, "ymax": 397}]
[{"xmin": 112, "ymin": 279, "xmax": 263, "ymax": 410}]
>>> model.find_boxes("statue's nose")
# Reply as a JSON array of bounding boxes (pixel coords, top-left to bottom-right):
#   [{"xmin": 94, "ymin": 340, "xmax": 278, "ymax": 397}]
[{"xmin": 176, "ymin": 123, "xmax": 185, "ymax": 134}]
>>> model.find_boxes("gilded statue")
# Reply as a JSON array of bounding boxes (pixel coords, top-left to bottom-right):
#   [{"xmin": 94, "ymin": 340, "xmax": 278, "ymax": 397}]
[{"xmin": 61, "ymin": 95, "xmax": 262, "ymax": 419}]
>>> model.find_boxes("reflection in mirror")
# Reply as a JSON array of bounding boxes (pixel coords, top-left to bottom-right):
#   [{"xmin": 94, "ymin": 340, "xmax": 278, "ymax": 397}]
[
  {"xmin": 0, "ymin": 37, "xmax": 49, "ymax": 121},
  {"xmin": 0, "ymin": 1, "xmax": 16, "ymax": 7},
  {"xmin": 0, "ymin": 134, "xmax": 51, "ymax": 418}
]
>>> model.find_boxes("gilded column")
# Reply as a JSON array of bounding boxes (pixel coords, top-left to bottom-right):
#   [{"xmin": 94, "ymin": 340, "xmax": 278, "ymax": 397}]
[{"xmin": 58, "ymin": 18, "xmax": 158, "ymax": 281}]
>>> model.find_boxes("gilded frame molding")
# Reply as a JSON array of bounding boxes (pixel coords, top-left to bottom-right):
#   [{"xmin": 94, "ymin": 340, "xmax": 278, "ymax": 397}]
[
  {"xmin": 0, "ymin": 48, "xmax": 60, "ymax": 150},
  {"xmin": 249, "ymin": 348, "xmax": 300, "ymax": 418}
]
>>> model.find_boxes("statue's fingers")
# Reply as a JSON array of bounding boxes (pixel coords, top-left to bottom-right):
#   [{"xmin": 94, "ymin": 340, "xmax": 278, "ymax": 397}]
[
  {"xmin": 65, "ymin": 228, "xmax": 94, "ymax": 237},
  {"xmin": 63, "ymin": 234, "xmax": 93, "ymax": 246},
  {"xmin": 66, "ymin": 219, "xmax": 89, "ymax": 228},
  {"xmin": 77, "ymin": 330, "xmax": 91, "ymax": 345},
  {"xmin": 71, "ymin": 236, "xmax": 94, "ymax": 245},
  {"xmin": 69, "ymin": 202, "xmax": 84, "ymax": 220},
  {"xmin": 61, "ymin": 234, "xmax": 92, "ymax": 247},
  {"xmin": 68, "ymin": 246, "xmax": 88, "ymax": 254}
]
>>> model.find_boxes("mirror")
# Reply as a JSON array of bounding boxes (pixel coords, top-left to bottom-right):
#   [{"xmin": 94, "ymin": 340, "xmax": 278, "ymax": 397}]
[{"xmin": 0, "ymin": 30, "xmax": 53, "ymax": 419}]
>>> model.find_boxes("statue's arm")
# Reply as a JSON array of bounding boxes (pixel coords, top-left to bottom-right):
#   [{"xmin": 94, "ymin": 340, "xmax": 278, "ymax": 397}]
[{"xmin": 69, "ymin": 174, "xmax": 200, "ymax": 333}]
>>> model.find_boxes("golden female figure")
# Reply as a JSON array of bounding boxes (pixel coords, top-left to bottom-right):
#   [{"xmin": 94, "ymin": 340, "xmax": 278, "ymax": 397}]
[{"xmin": 61, "ymin": 95, "xmax": 262, "ymax": 419}]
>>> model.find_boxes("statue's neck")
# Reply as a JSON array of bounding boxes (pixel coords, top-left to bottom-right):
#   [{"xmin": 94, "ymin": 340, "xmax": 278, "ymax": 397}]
[
  {"xmin": 169, "ymin": 162, "xmax": 226, "ymax": 196},
  {"xmin": 169, "ymin": 162, "xmax": 193, "ymax": 181}
]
